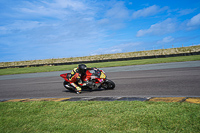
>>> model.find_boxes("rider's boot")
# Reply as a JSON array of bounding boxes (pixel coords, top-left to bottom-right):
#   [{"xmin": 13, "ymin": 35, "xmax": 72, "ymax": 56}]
[
  {"xmin": 75, "ymin": 86, "xmax": 82, "ymax": 94},
  {"xmin": 70, "ymin": 83, "xmax": 82, "ymax": 94},
  {"xmin": 76, "ymin": 91, "xmax": 81, "ymax": 94}
]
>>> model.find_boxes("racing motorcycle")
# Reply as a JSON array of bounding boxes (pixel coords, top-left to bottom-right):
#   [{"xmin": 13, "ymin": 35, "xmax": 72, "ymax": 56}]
[{"xmin": 60, "ymin": 68, "xmax": 115, "ymax": 93}]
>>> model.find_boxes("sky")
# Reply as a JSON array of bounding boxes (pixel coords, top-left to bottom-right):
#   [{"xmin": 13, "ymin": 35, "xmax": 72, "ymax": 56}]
[{"xmin": 0, "ymin": 0, "xmax": 200, "ymax": 62}]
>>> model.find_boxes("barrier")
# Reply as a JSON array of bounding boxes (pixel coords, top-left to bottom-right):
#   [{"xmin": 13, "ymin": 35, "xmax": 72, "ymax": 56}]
[{"xmin": 1, "ymin": 51, "xmax": 200, "ymax": 69}]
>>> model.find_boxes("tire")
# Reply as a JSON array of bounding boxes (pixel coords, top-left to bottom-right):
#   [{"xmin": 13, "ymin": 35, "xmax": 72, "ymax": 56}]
[
  {"xmin": 63, "ymin": 81, "xmax": 74, "ymax": 91},
  {"xmin": 102, "ymin": 79, "xmax": 115, "ymax": 90}
]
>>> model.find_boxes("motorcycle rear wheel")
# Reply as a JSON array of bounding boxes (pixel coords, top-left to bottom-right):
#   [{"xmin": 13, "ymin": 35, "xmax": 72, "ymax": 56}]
[{"xmin": 102, "ymin": 79, "xmax": 115, "ymax": 90}]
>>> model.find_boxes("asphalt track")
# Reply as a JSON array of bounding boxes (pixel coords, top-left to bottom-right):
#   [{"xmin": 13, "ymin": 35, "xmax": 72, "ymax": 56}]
[{"xmin": 0, "ymin": 61, "xmax": 200, "ymax": 101}]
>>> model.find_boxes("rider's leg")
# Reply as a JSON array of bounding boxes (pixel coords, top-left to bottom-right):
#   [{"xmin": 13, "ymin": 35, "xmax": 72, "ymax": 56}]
[
  {"xmin": 70, "ymin": 82, "xmax": 81, "ymax": 92},
  {"xmin": 69, "ymin": 74, "xmax": 82, "ymax": 93}
]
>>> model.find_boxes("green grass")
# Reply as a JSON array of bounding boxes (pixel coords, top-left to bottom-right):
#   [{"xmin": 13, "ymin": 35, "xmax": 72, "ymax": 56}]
[
  {"xmin": 0, "ymin": 55, "xmax": 200, "ymax": 75},
  {"xmin": 0, "ymin": 101, "xmax": 200, "ymax": 133}
]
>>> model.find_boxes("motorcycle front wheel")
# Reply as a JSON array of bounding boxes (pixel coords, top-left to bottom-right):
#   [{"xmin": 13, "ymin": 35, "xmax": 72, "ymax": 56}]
[{"xmin": 102, "ymin": 79, "xmax": 115, "ymax": 90}]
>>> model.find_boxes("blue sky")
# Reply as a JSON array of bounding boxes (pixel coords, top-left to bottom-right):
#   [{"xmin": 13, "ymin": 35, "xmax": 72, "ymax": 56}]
[{"xmin": 0, "ymin": 0, "xmax": 200, "ymax": 62}]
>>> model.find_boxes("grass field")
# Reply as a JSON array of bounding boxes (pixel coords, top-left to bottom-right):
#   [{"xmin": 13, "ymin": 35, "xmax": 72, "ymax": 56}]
[
  {"xmin": 0, "ymin": 101, "xmax": 200, "ymax": 133},
  {"xmin": 0, "ymin": 54, "xmax": 200, "ymax": 75}
]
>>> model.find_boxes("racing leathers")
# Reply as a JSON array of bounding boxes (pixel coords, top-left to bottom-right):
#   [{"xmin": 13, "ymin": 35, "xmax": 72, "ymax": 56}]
[
  {"xmin": 69, "ymin": 67, "xmax": 96, "ymax": 93},
  {"xmin": 69, "ymin": 67, "xmax": 83, "ymax": 93}
]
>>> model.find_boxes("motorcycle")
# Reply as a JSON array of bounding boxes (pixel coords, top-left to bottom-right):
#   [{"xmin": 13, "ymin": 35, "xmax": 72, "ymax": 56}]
[{"xmin": 60, "ymin": 68, "xmax": 115, "ymax": 93}]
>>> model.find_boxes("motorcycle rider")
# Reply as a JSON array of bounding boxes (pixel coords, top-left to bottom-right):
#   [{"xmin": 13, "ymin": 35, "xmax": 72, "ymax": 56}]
[{"xmin": 69, "ymin": 64, "xmax": 97, "ymax": 94}]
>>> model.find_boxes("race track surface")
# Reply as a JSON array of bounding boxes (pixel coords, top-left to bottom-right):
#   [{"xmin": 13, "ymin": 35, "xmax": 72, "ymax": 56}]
[{"xmin": 0, "ymin": 61, "xmax": 200, "ymax": 101}]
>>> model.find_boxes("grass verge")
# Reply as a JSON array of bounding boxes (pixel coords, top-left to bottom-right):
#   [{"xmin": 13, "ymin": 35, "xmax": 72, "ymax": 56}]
[
  {"xmin": 0, "ymin": 101, "xmax": 200, "ymax": 133},
  {"xmin": 0, "ymin": 55, "xmax": 200, "ymax": 75}
]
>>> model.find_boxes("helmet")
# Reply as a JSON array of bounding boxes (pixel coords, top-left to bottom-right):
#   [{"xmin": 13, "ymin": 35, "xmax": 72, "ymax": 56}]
[{"xmin": 78, "ymin": 64, "xmax": 87, "ymax": 74}]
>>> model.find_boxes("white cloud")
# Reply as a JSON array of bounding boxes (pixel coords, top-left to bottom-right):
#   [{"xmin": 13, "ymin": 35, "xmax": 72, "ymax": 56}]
[
  {"xmin": 0, "ymin": 20, "xmax": 46, "ymax": 35},
  {"xmin": 132, "ymin": 5, "xmax": 168, "ymax": 19},
  {"xmin": 136, "ymin": 18, "xmax": 177, "ymax": 37},
  {"xmin": 91, "ymin": 42, "xmax": 141, "ymax": 55},
  {"xmin": 187, "ymin": 13, "xmax": 200, "ymax": 28},
  {"xmin": 19, "ymin": 2, "xmax": 62, "ymax": 18},
  {"xmin": 17, "ymin": 0, "xmax": 89, "ymax": 20},
  {"xmin": 45, "ymin": 0, "xmax": 86, "ymax": 10},
  {"xmin": 98, "ymin": 1, "xmax": 130, "ymax": 30},
  {"xmin": 157, "ymin": 36, "xmax": 174, "ymax": 44},
  {"xmin": 178, "ymin": 8, "xmax": 196, "ymax": 16},
  {"xmin": 136, "ymin": 13, "xmax": 200, "ymax": 37},
  {"xmin": 0, "ymin": 0, "xmax": 104, "ymax": 59},
  {"xmin": 106, "ymin": 1, "xmax": 129, "ymax": 19}
]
